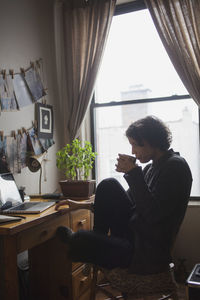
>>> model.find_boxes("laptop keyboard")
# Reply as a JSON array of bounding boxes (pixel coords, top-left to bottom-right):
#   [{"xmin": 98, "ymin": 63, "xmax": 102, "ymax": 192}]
[{"xmin": 9, "ymin": 202, "xmax": 39, "ymax": 211}]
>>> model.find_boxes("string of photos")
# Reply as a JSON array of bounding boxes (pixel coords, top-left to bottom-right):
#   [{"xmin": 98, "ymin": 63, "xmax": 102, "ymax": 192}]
[
  {"xmin": 0, "ymin": 59, "xmax": 46, "ymax": 112},
  {"xmin": 0, "ymin": 59, "xmax": 55, "ymax": 174},
  {"xmin": 0, "ymin": 121, "xmax": 55, "ymax": 175}
]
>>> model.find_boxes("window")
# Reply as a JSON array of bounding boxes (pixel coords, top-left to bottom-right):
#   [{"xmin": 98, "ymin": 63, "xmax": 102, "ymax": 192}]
[{"xmin": 91, "ymin": 2, "xmax": 200, "ymax": 196}]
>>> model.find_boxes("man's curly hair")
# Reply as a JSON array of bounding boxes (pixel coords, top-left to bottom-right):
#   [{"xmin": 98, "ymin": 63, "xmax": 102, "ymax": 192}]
[{"xmin": 125, "ymin": 116, "xmax": 172, "ymax": 151}]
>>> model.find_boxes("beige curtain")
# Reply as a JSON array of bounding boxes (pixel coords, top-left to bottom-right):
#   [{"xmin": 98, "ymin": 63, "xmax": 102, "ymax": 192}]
[
  {"xmin": 54, "ymin": 0, "xmax": 116, "ymax": 144},
  {"xmin": 145, "ymin": 0, "xmax": 200, "ymax": 107}
]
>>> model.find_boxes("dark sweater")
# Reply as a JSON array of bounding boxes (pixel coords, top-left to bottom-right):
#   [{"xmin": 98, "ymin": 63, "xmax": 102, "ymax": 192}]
[{"xmin": 124, "ymin": 149, "xmax": 192, "ymax": 275}]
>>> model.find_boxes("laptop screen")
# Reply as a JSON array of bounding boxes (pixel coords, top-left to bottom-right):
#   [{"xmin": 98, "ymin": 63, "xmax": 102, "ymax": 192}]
[{"xmin": 0, "ymin": 173, "xmax": 22, "ymax": 207}]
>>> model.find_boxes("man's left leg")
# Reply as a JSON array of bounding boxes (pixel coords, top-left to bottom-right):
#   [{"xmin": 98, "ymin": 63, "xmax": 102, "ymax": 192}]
[{"xmin": 57, "ymin": 228, "xmax": 133, "ymax": 269}]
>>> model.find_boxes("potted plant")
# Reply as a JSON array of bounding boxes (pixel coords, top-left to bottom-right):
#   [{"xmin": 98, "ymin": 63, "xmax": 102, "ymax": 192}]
[{"xmin": 56, "ymin": 139, "xmax": 97, "ymax": 199}]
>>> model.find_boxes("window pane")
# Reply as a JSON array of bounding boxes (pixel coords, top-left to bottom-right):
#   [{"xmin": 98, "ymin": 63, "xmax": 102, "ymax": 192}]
[
  {"xmin": 95, "ymin": 99, "xmax": 200, "ymax": 196},
  {"xmin": 95, "ymin": 9, "xmax": 188, "ymax": 103}
]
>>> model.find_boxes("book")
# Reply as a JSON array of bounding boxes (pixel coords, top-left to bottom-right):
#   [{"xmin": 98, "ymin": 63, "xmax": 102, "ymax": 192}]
[{"xmin": 0, "ymin": 214, "xmax": 22, "ymax": 224}]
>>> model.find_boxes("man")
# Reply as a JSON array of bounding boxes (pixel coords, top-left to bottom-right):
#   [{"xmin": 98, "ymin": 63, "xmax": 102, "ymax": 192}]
[{"xmin": 56, "ymin": 115, "xmax": 192, "ymax": 275}]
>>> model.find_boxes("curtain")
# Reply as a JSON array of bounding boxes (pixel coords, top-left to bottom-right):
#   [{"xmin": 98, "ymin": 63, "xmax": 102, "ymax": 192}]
[
  {"xmin": 54, "ymin": 0, "xmax": 116, "ymax": 144},
  {"xmin": 145, "ymin": 0, "xmax": 200, "ymax": 107}
]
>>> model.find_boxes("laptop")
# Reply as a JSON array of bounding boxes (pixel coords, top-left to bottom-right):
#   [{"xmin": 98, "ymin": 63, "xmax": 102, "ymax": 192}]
[{"xmin": 0, "ymin": 173, "xmax": 55, "ymax": 214}]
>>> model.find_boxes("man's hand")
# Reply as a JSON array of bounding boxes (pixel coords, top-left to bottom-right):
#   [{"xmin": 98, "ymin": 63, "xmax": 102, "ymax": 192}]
[
  {"xmin": 55, "ymin": 199, "xmax": 79, "ymax": 212},
  {"xmin": 115, "ymin": 154, "xmax": 137, "ymax": 173}
]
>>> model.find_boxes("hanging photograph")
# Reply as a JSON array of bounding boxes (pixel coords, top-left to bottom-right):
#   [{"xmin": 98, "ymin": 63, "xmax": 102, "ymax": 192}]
[
  {"xmin": 4, "ymin": 75, "xmax": 18, "ymax": 110},
  {"xmin": 0, "ymin": 75, "xmax": 17, "ymax": 111},
  {"xmin": 1, "ymin": 97, "xmax": 17, "ymax": 111},
  {"xmin": 0, "ymin": 136, "xmax": 7, "ymax": 157},
  {"xmin": 0, "ymin": 137, "xmax": 9, "ymax": 174},
  {"xmin": 18, "ymin": 132, "xmax": 28, "ymax": 168},
  {"xmin": 24, "ymin": 67, "xmax": 46, "ymax": 102},
  {"xmin": 39, "ymin": 137, "xmax": 55, "ymax": 151},
  {"xmin": 6, "ymin": 136, "xmax": 19, "ymax": 174},
  {"xmin": 13, "ymin": 73, "xmax": 33, "ymax": 108},
  {"xmin": 36, "ymin": 103, "xmax": 53, "ymax": 139},
  {"xmin": 28, "ymin": 127, "xmax": 44, "ymax": 156},
  {"xmin": 16, "ymin": 134, "xmax": 22, "ymax": 173},
  {"xmin": 0, "ymin": 75, "xmax": 18, "ymax": 111},
  {"xmin": 0, "ymin": 74, "xmax": 5, "ymax": 91}
]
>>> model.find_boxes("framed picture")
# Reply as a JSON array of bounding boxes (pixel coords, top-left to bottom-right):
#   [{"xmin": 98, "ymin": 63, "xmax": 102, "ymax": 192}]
[{"xmin": 36, "ymin": 103, "xmax": 53, "ymax": 139}]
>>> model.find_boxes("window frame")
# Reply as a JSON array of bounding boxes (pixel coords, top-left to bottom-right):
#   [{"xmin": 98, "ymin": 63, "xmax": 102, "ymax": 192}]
[{"xmin": 90, "ymin": 0, "xmax": 200, "ymax": 200}]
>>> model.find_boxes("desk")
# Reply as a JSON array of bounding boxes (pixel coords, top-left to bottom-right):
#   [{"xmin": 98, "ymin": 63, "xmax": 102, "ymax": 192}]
[{"xmin": 0, "ymin": 199, "xmax": 92, "ymax": 300}]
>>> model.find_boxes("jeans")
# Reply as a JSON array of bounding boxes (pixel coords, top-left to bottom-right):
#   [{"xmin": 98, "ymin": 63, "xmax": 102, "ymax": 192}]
[{"xmin": 69, "ymin": 178, "xmax": 135, "ymax": 269}]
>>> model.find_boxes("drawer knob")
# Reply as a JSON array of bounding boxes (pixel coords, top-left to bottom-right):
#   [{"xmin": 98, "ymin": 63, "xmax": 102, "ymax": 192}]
[
  {"xmin": 80, "ymin": 276, "xmax": 88, "ymax": 285},
  {"xmin": 78, "ymin": 219, "xmax": 86, "ymax": 226}
]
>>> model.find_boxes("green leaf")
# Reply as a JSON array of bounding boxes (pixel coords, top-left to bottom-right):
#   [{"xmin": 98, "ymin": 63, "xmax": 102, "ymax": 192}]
[{"xmin": 56, "ymin": 139, "xmax": 97, "ymax": 180}]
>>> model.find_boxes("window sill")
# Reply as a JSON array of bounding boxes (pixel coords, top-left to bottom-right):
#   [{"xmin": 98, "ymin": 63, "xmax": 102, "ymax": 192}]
[{"xmin": 188, "ymin": 197, "xmax": 200, "ymax": 207}]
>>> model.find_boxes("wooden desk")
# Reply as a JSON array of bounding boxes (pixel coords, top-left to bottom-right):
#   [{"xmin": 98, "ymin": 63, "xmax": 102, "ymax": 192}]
[{"xmin": 0, "ymin": 199, "xmax": 93, "ymax": 300}]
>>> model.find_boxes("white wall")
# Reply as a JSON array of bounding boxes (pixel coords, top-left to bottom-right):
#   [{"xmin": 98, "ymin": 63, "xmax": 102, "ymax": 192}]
[
  {"xmin": 0, "ymin": 0, "xmax": 62, "ymax": 195},
  {"xmin": 174, "ymin": 203, "xmax": 200, "ymax": 272}
]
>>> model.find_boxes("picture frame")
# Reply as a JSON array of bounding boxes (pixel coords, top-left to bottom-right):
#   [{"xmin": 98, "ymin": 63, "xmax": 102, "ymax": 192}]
[{"xmin": 36, "ymin": 103, "xmax": 53, "ymax": 139}]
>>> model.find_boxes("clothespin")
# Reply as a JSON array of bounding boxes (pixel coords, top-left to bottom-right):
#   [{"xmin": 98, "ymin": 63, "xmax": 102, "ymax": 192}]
[
  {"xmin": 0, "ymin": 131, "xmax": 4, "ymax": 141},
  {"xmin": 18, "ymin": 129, "xmax": 22, "ymax": 137},
  {"xmin": 12, "ymin": 130, "xmax": 16, "ymax": 139},
  {"xmin": 32, "ymin": 120, "xmax": 35, "ymax": 128},
  {"xmin": 34, "ymin": 120, "xmax": 37, "ymax": 129},
  {"xmin": 30, "ymin": 61, "xmax": 35, "ymax": 69},
  {"xmin": 22, "ymin": 127, "xmax": 27, "ymax": 134},
  {"xmin": 42, "ymin": 98, "xmax": 47, "ymax": 105},
  {"xmin": 20, "ymin": 68, "xmax": 25, "ymax": 77},
  {"xmin": 36, "ymin": 59, "xmax": 41, "ymax": 69},
  {"xmin": 2, "ymin": 70, "xmax": 6, "ymax": 80},
  {"xmin": 9, "ymin": 69, "xmax": 14, "ymax": 79}
]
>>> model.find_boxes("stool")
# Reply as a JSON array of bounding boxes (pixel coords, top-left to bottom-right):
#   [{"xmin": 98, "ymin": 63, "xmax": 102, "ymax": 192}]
[
  {"xmin": 185, "ymin": 263, "xmax": 200, "ymax": 300},
  {"xmin": 90, "ymin": 264, "xmax": 178, "ymax": 300}
]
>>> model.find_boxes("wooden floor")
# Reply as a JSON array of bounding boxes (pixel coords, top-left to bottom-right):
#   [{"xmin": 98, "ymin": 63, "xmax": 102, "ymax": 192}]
[{"xmin": 95, "ymin": 283, "xmax": 187, "ymax": 299}]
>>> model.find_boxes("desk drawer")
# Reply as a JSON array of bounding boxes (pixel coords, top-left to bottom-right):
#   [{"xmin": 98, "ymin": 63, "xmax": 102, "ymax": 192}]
[
  {"xmin": 72, "ymin": 264, "xmax": 91, "ymax": 299},
  {"xmin": 70, "ymin": 210, "xmax": 91, "ymax": 272},
  {"xmin": 72, "ymin": 261, "xmax": 82, "ymax": 272},
  {"xmin": 70, "ymin": 210, "xmax": 91, "ymax": 232},
  {"xmin": 79, "ymin": 289, "xmax": 91, "ymax": 300},
  {"xmin": 17, "ymin": 214, "xmax": 70, "ymax": 253}
]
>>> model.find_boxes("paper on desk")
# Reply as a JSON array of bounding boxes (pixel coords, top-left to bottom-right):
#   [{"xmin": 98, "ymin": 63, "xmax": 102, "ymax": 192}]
[{"xmin": 0, "ymin": 214, "xmax": 22, "ymax": 224}]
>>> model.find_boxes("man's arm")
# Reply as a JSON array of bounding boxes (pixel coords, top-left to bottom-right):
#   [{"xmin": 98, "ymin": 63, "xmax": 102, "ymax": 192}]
[
  {"xmin": 55, "ymin": 199, "xmax": 94, "ymax": 212},
  {"xmin": 124, "ymin": 158, "xmax": 192, "ymax": 224}
]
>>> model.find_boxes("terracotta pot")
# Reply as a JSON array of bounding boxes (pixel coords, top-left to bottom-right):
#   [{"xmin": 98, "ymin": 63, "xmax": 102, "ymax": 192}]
[{"xmin": 59, "ymin": 180, "xmax": 96, "ymax": 199}]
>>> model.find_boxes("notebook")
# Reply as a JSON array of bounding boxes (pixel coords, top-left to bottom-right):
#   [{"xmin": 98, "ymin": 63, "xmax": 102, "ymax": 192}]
[{"xmin": 0, "ymin": 173, "xmax": 55, "ymax": 214}]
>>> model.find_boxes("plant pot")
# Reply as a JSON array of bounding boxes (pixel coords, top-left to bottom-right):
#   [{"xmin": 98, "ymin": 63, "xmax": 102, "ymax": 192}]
[{"xmin": 59, "ymin": 180, "xmax": 96, "ymax": 199}]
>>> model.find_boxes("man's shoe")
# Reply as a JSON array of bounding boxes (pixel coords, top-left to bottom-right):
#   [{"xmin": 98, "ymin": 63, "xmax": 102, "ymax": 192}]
[{"xmin": 56, "ymin": 226, "xmax": 73, "ymax": 243}]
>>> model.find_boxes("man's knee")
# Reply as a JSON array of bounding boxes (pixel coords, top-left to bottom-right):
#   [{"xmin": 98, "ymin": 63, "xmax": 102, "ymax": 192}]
[{"xmin": 96, "ymin": 178, "xmax": 120, "ymax": 192}]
